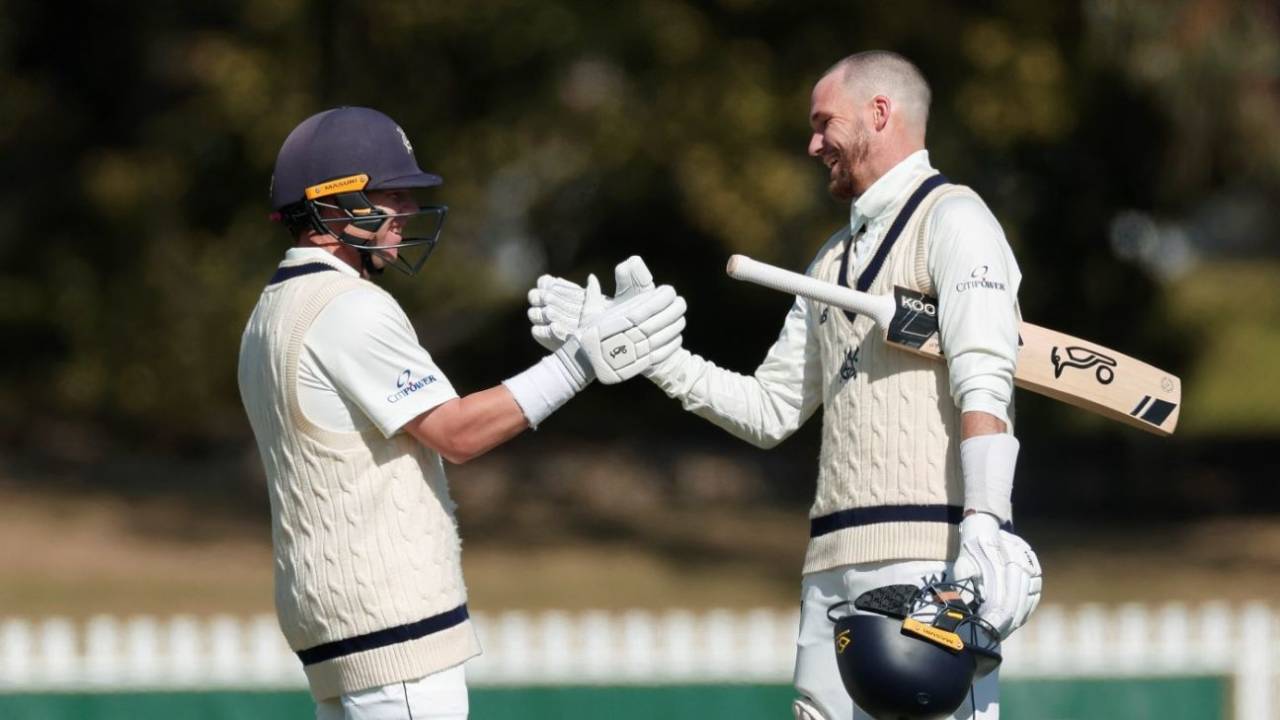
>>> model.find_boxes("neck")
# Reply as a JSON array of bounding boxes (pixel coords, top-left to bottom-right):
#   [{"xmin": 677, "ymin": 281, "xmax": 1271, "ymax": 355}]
[{"xmin": 857, "ymin": 142, "xmax": 923, "ymax": 196}]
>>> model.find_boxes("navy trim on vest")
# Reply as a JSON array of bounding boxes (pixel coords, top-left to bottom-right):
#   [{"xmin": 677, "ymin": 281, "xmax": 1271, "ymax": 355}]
[
  {"xmin": 811, "ymin": 504, "xmax": 963, "ymax": 538},
  {"xmin": 834, "ymin": 173, "xmax": 950, "ymax": 322},
  {"xmin": 809, "ymin": 504, "xmax": 1015, "ymax": 539},
  {"xmin": 296, "ymin": 604, "xmax": 470, "ymax": 666},
  {"xmin": 268, "ymin": 262, "xmax": 340, "ymax": 286}
]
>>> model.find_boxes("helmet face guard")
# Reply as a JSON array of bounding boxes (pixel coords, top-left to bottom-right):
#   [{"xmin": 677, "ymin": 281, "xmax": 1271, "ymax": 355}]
[
  {"xmin": 297, "ymin": 173, "xmax": 447, "ymax": 277},
  {"xmin": 270, "ymin": 107, "xmax": 450, "ymax": 278},
  {"xmin": 828, "ymin": 580, "xmax": 1002, "ymax": 720}
]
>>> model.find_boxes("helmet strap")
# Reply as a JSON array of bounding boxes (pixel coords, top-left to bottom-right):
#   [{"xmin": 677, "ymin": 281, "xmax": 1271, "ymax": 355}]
[
  {"xmin": 357, "ymin": 243, "xmax": 385, "ymax": 277},
  {"xmin": 302, "ymin": 191, "xmax": 392, "ymax": 277}
]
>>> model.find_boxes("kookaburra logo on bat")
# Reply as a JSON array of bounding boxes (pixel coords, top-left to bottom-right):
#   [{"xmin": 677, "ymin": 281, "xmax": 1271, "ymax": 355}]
[{"xmin": 1051, "ymin": 346, "xmax": 1117, "ymax": 384}]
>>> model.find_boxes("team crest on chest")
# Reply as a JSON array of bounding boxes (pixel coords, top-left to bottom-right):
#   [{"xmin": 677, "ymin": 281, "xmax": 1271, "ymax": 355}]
[{"xmin": 838, "ymin": 347, "xmax": 860, "ymax": 382}]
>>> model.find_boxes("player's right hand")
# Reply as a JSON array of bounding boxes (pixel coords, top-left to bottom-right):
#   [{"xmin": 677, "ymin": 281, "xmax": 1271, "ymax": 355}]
[
  {"xmin": 952, "ymin": 512, "xmax": 1043, "ymax": 640},
  {"xmin": 528, "ymin": 256, "xmax": 655, "ymax": 351},
  {"xmin": 569, "ymin": 284, "xmax": 686, "ymax": 384},
  {"xmin": 528, "ymin": 274, "xmax": 593, "ymax": 352}
]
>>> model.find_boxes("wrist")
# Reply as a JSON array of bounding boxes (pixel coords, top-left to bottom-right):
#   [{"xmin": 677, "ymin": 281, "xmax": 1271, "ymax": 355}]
[
  {"xmin": 961, "ymin": 433, "xmax": 1020, "ymax": 523},
  {"xmin": 643, "ymin": 346, "xmax": 692, "ymax": 387},
  {"xmin": 502, "ymin": 338, "xmax": 593, "ymax": 429},
  {"xmin": 959, "ymin": 510, "xmax": 1001, "ymax": 536},
  {"xmin": 551, "ymin": 335, "xmax": 594, "ymax": 387}
]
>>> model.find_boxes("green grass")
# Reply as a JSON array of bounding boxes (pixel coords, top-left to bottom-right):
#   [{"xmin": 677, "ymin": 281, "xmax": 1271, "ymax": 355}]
[{"xmin": 0, "ymin": 679, "xmax": 1230, "ymax": 720}]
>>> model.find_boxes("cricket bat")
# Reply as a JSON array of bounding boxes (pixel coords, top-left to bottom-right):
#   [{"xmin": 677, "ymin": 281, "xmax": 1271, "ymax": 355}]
[{"xmin": 726, "ymin": 254, "xmax": 1180, "ymax": 436}]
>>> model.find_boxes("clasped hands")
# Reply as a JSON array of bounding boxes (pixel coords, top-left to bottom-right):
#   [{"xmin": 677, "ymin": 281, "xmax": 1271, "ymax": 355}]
[{"xmin": 529, "ymin": 256, "xmax": 684, "ymax": 384}]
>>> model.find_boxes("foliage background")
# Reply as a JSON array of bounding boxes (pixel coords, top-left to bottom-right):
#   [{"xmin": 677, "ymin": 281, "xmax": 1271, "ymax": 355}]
[{"xmin": 0, "ymin": 0, "xmax": 1277, "ymax": 615}]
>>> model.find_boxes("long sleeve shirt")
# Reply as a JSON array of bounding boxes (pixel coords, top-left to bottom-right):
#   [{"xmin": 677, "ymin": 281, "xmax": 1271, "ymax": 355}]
[{"xmin": 649, "ymin": 150, "xmax": 1021, "ymax": 445}]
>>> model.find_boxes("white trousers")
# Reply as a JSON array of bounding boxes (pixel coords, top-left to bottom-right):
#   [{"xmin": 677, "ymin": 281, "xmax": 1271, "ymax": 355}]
[
  {"xmin": 315, "ymin": 664, "xmax": 469, "ymax": 720},
  {"xmin": 794, "ymin": 560, "xmax": 999, "ymax": 720}
]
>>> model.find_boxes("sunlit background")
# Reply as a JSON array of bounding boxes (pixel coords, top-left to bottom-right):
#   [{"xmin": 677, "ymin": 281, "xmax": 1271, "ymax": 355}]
[{"xmin": 1, "ymin": 1, "xmax": 1278, "ymax": 718}]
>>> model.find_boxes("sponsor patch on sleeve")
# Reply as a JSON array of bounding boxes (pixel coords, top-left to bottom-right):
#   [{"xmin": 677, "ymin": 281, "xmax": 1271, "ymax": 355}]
[
  {"xmin": 955, "ymin": 264, "xmax": 1007, "ymax": 293},
  {"xmin": 387, "ymin": 368, "xmax": 439, "ymax": 404}
]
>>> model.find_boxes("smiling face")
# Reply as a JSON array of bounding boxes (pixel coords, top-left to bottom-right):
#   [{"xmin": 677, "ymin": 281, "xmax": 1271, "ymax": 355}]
[
  {"xmin": 361, "ymin": 188, "xmax": 418, "ymax": 264},
  {"xmin": 302, "ymin": 188, "xmax": 423, "ymax": 276},
  {"xmin": 808, "ymin": 71, "xmax": 873, "ymax": 201}
]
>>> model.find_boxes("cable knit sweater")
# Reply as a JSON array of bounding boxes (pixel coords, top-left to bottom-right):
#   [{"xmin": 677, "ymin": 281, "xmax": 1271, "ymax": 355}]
[
  {"xmin": 802, "ymin": 180, "xmax": 977, "ymax": 573},
  {"xmin": 238, "ymin": 265, "xmax": 479, "ymax": 700}
]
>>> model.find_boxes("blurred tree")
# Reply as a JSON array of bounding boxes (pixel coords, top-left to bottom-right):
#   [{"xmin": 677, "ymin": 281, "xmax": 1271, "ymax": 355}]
[{"xmin": 0, "ymin": 0, "xmax": 1275, "ymax": 466}]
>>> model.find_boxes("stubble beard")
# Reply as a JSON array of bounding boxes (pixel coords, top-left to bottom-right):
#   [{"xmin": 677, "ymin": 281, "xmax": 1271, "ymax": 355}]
[{"xmin": 827, "ymin": 125, "xmax": 871, "ymax": 201}]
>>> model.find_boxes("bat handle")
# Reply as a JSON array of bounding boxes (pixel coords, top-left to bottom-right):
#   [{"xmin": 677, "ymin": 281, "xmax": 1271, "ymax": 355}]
[{"xmin": 726, "ymin": 254, "xmax": 896, "ymax": 328}]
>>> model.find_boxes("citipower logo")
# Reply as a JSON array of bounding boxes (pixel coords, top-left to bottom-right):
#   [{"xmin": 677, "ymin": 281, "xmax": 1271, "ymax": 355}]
[
  {"xmin": 387, "ymin": 368, "xmax": 438, "ymax": 403},
  {"xmin": 956, "ymin": 265, "xmax": 1006, "ymax": 293}
]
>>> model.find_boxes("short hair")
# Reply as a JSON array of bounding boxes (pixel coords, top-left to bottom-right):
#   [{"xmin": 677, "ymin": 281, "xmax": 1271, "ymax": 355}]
[{"xmin": 827, "ymin": 51, "xmax": 931, "ymax": 134}]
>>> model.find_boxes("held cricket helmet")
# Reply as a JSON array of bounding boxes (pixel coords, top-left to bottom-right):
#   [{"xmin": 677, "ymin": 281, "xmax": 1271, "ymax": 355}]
[
  {"xmin": 270, "ymin": 106, "xmax": 447, "ymax": 276},
  {"xmin": 828, "ymin": 580, "xmax": 1002, "ymax": 720}
]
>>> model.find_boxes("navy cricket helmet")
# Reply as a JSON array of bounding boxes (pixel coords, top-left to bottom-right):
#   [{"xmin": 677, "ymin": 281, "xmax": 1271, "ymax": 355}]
[
  {"xmin": 270, "ymin": 106, "xmax": 447, "ymax": 276},
  {"xmin": 828, "ymin": 580, "xmax": 1002, "ymax": 720}
]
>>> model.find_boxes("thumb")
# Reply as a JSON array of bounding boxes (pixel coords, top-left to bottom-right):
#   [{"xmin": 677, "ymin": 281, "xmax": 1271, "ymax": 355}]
[
  {"xmin": 983, "ymin": 606, "xmax": 1013, "ymax": 639},
  {"xmin": 614, "ymin": 256, "xmax": 654, "ymax": 301},
  {"xmin": 582, "ymin": 273, "xmax": 605, "ymax": 317}
]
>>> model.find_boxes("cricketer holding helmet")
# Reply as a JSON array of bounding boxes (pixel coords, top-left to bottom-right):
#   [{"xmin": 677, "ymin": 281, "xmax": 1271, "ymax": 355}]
[
  {"xmin": 529, "ymin": 52, "xmax": 1043, "ymax": 719},
  {"xmin": 237, "ymin": 106, "xmax": 686, "ymax": 720}
]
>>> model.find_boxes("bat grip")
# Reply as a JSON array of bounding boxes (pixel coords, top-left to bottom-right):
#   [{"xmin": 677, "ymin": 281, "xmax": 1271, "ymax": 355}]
[{"xmin": 726, "ymin": 254, "xmax": 896, "ymax": 328}]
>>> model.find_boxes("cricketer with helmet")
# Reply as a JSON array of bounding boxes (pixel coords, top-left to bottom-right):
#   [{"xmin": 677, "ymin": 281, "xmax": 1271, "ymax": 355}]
[
  {"xmin": 237, "ymin": 106, "xmax": 687, "ymax": 719},
  {"xmin": 528, "ymin": 52, "xmax": 1043, "ymax": 719}
]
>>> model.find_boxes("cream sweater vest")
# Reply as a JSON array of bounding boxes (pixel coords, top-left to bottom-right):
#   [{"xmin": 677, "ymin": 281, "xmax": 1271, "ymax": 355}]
[
  {"xmin": 804, "ymin": 177, "xmax": 981, "ymax": 574},
  {"xmin": 238, "ymin": 263, "xmax": 480, "ymax": 700}
]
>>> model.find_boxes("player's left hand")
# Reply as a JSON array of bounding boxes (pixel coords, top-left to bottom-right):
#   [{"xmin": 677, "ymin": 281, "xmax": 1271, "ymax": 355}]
[
  {"xmin": 571, "ymin": 284, "xmax": 686, "ymax": 384},
  {"xmin": 952, "ymin": 512, "xmax": 1043, "ymax": 639}
]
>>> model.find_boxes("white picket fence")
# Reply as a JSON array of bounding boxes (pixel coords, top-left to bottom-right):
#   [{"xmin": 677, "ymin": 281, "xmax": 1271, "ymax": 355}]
[{"xmin": 1, "ymin": 602, "xmax": 1276, "ymax": 717}]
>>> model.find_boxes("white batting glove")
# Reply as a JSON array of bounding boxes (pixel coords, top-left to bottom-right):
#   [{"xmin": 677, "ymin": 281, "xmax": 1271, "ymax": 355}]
[
  {"xmin": 528, "ymin": 274, "xmax": 593, "ymax": 351},
  {"xmin": 571, "ymin": 285, "xmax": 686, "ymax": 384},
  {"xmin": 951, "ymin": 513, "xmax": 1043, "ymax": 639},
  {"xmin": 504, "ymin": 258, "xmax": 671, "ymax": 427},
  {"xmin": 528, "ymin": 256, "xmax": 656, "ymax": 351}
]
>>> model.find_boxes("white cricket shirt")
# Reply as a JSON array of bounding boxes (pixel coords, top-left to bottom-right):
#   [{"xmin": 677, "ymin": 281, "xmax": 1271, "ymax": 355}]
[
  {"xmin": 848, "ymin": 150, "xmax": 1021, "ymax": 419},
  {"xmin": 649, "ymin": 150, "xmax": 1020, "ymax": 445},
  {"xmin": 285, "ymin": 248, "xmax": 459, "ymax": 437}
]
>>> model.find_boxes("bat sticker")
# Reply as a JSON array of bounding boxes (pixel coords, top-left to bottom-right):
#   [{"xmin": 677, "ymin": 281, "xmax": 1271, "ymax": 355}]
[
  {"xmin": 1130, "ymin": 395, "xmax": 1178, "ymax": 426},
  {"xmin": 886, "ymin": 288, "xmax": 941, "ymax": 349},
  {"xmin": 1051, "ymin": 346, "xmax": 1117, "ymax": 384}
]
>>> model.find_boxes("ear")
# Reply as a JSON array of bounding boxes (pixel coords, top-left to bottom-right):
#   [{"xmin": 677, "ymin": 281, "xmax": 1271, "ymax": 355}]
[{"xmin": 870, "ymin": 95, "xmax": 892, "ymax": 132}]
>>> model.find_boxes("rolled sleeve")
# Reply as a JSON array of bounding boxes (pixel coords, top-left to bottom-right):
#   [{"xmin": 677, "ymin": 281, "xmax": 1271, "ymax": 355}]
[{"xmin": 928, "ymin": 195, "xmax": 1022, "ymax": 423}]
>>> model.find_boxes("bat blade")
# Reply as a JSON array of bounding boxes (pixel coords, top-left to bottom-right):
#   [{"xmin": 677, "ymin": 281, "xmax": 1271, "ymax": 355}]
[
  {"xmin": 726, "ymin": 254, "xmax": 1180, "ymax": 436},
  {"xmin": 1013, "ymin": 323, "xmax": 1181, "ymax": 435}
]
